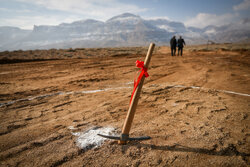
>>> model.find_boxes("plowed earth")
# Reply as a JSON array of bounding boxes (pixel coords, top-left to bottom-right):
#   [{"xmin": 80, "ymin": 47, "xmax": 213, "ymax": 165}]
[{"xmin": 0, "ymin": 45, "xmax": 249, "ymax": 166}]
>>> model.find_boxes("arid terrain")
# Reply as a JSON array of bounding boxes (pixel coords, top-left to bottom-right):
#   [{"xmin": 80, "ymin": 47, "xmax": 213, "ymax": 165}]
[{"xmin": 0, "ymin": 43, "xmax": 249, "ymax": 166}]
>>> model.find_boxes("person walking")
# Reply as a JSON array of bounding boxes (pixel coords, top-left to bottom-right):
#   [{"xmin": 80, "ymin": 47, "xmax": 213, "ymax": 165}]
[
  {"xmin": 170, "ymin": 36, "xmax": 177, "ymax": 56},
  {"xmin": 177, "ymin": 36, "xmax": 186, "ymax": 56}
]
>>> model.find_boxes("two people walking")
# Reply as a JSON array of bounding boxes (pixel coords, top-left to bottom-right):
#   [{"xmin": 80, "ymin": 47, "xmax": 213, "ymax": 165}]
[{"xmin": 170, "ymin": 36, "xmax": 185, "ymax": 56}]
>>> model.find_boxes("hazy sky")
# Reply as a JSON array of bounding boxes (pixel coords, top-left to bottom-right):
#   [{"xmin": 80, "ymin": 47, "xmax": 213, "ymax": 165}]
[{"xmin": 0, "ymin": 0, "xmax": 250, "ymax": 29}]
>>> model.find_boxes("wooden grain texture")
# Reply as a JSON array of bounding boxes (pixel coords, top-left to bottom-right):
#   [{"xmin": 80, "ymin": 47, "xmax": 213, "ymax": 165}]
[{"xmin": 121, "ymin": 43, "xmax": 155, "ymax": 136}]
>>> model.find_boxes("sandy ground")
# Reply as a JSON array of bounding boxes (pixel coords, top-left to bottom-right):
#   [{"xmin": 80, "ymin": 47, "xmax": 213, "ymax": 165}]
[{"xmin": 0, "ymin": 44, "xmax": 249, "ymax": 166}]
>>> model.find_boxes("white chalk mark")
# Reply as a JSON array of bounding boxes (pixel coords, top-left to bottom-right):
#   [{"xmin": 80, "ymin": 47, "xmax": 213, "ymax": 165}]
[
  {"xmin": 0, "ymin": 86, "xmax": 132, "ymax": 107},
  {"xmin": 1, "ymin": 83, "xmax": 249, "ymax": 108},
  {"xmin": 171, "ymin": 84, "xmax": 250, "ymax": 97},
  {"xmin": 68, "ymin": 126, "xmax": 77, "ymax": 130},
  {"xmin": 125, "ymin": 81, "xmax": 134, "ymax": 85},
  {"xmin": 72, "ymin": 126, "xmax": 116, "ymax": 150},
  {"xmin": 222, "ymin": 90, "xmax": 250, "ymax": 97},
  {"xmin": 80, "ymin": 89, "xmax": 105, "ymax": 94},
  {"xmin": 190, "ymin": 86, "xmax": 200, "ymax": 89},
  {"xmin": 172, "ymin": 103, "xmax": 178, "ymax": 107},
  {"xmin": 173, "ymin": 85, "xmax": 186, "ymax": 88}
]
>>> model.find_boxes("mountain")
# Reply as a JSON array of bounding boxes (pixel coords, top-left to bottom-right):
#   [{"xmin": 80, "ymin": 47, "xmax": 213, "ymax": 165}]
[
  {"xmin": 0, "ymin": 27, "xmax": 31, "ymax": 50},
  {"xmin": 0, "ymin": 13, "xmax": 250, "ymax": 51}
]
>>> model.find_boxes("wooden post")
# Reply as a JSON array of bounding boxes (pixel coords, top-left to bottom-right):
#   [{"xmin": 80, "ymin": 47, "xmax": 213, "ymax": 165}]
[{"xmin": 119, "ymin": 43, "xmax": 155, "ymax": 144}]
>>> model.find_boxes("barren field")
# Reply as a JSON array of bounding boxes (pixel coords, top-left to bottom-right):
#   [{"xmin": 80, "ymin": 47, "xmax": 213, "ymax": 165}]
[{"xmin": 0, "ymin": 43, "xmax": 250, "ymax": 166}]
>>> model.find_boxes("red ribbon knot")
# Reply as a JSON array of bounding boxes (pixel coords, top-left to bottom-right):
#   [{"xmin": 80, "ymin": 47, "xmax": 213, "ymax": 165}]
[
  {"xmin": 136, "ymin": 60, "xmax": 149, "ymax": 77},
  {"xmin": 130, "ymin": 60, "xmax": 149, "ymax": 104}
]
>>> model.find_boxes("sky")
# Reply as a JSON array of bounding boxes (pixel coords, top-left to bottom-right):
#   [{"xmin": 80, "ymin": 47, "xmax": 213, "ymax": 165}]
[{"xmin": 0, "ymin": 0, "xmax": 250, "ymax": 29}]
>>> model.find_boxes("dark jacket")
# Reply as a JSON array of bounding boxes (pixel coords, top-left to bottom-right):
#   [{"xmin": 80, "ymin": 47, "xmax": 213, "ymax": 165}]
[
  {"xmin": 170, "ymin": 37, "xmax": 177, "ymax": 47},
  {"xmin": 177, "ymin": 38, "xmax": 185, "ymax": 48}
]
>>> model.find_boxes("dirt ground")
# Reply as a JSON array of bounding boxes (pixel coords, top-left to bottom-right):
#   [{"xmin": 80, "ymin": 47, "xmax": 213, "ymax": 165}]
[{"xmin": 0, "ymin": 44, "xmax": 249, "ymax": 166}]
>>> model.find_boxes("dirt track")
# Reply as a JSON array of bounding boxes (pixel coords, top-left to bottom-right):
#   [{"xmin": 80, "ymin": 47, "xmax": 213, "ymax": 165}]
[{"xmin": 0, "ymin": 44, "xmax": 249, "ymax": 166}]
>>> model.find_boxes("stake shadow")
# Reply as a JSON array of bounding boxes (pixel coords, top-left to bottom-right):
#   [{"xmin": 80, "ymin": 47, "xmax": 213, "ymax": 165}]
[{"xmin": 123, "ymin": 142, "xmax": 249, "ymax": 158}]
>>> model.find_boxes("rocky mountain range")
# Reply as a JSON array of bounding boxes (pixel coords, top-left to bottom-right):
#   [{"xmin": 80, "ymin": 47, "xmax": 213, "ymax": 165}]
[{"xmin": 0, "ymin": 13, "xmax": 250, "ymax": 51}]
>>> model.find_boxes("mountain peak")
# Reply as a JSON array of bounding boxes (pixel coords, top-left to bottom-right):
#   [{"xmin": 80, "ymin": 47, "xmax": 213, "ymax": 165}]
[
  {"xmin": 73, "ymin": 19, "xmax": 103, "ymax": 24},
  {"xmin": 59, "ymin": 19, "xmax": 103, "ymax": 27},
  {"xmin": 1, "ymin": 13, "xmax": 249, "ymax": 51},
  {"xmin": 116, "ymin": 13, "xmax": 139, "ymax": 17},
  {"xmin": 106, "ymin": 13, "xmax": 141, "ymax": 22}
]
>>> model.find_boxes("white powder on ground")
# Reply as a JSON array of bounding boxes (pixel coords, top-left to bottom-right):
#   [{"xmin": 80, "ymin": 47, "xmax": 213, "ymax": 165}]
[
  {"xmin": 222, "ymin": 90, "xmax": 250, "ymax": 97},
  {"xmin": 0, "ymin": 86, "xmax": 131, "ymax": 107},
  {"xmin": 68, "ymin": 126, "xmax": 77, "ymax": 130},
  {"xmin": 72, "ymin": 126, "xmax": 116, "ymax": 150},
  {"xmin": 172, "ymin": 103, "xmax": 178, "ymax": 107},
  {"xmin": 1, "ymin": 83, "xmax": 249, "ymax": 108}
]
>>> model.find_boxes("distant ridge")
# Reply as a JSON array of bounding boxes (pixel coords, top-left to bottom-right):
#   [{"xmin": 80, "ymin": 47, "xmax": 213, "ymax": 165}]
[{"xmin": 0, "ymin": 13, "xmax": 250, "ymax": 51}]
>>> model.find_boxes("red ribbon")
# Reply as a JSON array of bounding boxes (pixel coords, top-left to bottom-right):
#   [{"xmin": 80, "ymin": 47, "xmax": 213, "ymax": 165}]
[{"xmin": 130, "ymin": 60, "xmax": 149, "ymax": 104}]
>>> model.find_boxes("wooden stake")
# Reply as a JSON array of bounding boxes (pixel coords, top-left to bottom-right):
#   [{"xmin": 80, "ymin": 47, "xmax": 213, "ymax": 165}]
[{"xmin": 118, "ymin": 43, "xmax": 155, "ymax": 144}]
